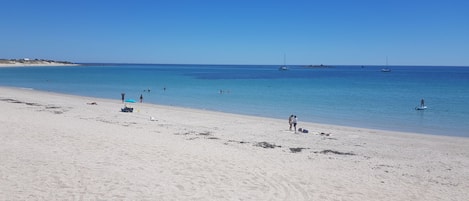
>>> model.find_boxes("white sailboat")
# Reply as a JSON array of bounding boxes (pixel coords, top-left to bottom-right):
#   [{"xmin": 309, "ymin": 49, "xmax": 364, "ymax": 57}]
[
  {"xmin": 279, "ymin": 54, "xmax": 288, "ymax": 70},
  {"xmin": 381, "ymin": 56, "xmax": 391, "ymax": 72}
]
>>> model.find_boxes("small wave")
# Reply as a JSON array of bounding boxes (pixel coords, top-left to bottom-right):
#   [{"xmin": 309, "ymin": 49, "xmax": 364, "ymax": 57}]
[{"xmin": 20, "ymin": 87, "xmax": 34, "ymax": 90}]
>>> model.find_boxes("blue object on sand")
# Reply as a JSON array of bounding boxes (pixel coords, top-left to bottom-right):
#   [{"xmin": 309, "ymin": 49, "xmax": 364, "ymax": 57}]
[{"xmin": 125, "ymin": 99, "xmax": 136, "ymax": 103}]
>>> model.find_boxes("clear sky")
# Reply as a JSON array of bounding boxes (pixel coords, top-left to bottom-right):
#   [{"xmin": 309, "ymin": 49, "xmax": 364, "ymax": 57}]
[{"xmin": 1, "ymin": 0, "xmax": 468, "ymax": 66}]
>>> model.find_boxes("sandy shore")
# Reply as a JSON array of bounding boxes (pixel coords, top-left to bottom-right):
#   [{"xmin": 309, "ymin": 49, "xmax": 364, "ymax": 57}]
[
  {"xmin": 0, "ymin": 63, "xmax": 79, "ymax": 68},
  {"xmin": 1, "ymin": 87, "xmax": 468, "ymax": 200}
]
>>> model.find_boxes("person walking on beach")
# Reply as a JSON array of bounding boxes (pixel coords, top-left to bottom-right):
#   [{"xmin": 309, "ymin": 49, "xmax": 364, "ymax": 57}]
[
  {"xmin": 121, "ymin": 93, "xmax": 125, "ymax": 103},
  {"xmin": 140, "ymin": 94, "xmax": 143, "ymax": 103},
  {"xmin": 288, "ymin": 115, "xmax": 294, "ymax": 130},
  {"xmin": 292, "ymin": 115, "xmax": 298, "ymax": 133}
]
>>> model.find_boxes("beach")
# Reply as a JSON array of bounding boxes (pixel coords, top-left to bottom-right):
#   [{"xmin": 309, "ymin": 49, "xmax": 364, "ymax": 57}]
[
  {"xmin": 1, "ymin": 86, "xmax": 468, "ymax": 200},
  {"xmin": 0, "ymin": 64, "xmax": 79, "ymax": 68},
  {"xmin": 0, "ymin": 60, "xmax": 78, "ymax": 68}
]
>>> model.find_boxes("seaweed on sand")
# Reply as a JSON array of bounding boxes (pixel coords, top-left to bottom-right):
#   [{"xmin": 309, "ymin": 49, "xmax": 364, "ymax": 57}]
[
  {"xmin": 319, "ymin": 149, "xmax": 355, "ymax": 156},
  {"xmin": 255, "ymin": 142, "xmax": 281, "ymax": 149},
  {"xmin": 289, "ymin": 147, "xmax": 310, "ymax": 153}
]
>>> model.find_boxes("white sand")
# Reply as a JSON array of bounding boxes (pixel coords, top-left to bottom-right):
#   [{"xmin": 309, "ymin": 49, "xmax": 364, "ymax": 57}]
[
  {"xmin": 1, "ymin": 87, "xmax": 468, "ymax": 200},
  {"xmin": 0, "ymin": 63, "xmax": 79, "ymax": 68}
]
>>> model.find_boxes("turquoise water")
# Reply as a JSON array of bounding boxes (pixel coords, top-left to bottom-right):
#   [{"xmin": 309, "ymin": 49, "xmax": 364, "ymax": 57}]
[{"xmin": 1, "ymin": 64, "xmax": 468, "ymax": 137}]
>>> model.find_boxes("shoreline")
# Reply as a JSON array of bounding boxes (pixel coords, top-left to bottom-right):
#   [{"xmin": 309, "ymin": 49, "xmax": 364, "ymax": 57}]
[
  {"xmin": 0, "ymin": 86, "xmax": 459, "ymax": 139},
  {"xmin": 0, "ymin": 59, "xmax": 80, "ymax": 68},
  {"xmin": 0, "ymin": 63, "xmax": 80, "ymax": 68},
  {"xmin": 1, "ymin": 86, "xmax": 468, "ymax": 200}
]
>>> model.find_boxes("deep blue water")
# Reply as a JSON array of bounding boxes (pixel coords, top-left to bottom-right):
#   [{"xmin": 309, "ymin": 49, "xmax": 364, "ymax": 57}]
[{"xmin": 1, "ymin": 64, "xmax": 468, "ymax": 137}]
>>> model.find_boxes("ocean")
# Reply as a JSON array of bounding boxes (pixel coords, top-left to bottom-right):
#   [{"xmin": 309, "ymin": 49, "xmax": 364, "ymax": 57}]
[{"xmin": 1, "ymin": 64, "xmax": 468, "ymax": 137}]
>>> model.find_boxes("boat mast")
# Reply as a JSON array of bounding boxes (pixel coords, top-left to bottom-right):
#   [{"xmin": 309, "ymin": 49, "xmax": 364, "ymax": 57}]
[{"xmin": 283, "ymin": 53, "xmax": 286, "ymax": 66}]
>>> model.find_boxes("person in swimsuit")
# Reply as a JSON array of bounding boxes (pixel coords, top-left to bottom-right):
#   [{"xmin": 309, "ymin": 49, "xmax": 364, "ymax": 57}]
[
  {"xmin": 288, "ymin": 115, "xmax": 294, "ymax": 130},
  {"xmin": 292, "ymin": 115, "xmax": 298, "ymax": 133}
]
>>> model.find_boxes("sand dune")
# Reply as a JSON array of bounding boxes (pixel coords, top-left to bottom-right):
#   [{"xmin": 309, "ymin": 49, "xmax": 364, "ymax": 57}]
[{"xmin": 1, "ymin": 87, "xmax": 468, "ymax": 200}]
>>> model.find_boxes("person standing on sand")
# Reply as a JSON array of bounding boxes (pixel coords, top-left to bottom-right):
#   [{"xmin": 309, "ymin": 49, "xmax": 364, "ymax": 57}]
[
  {"xmin": 288, "ymin": 115, "xmax": 294, "ymax": 130},
  {"xmin": 140, "ymin": 94, "xmax": 143, "ymax": 103},
  {"xmin": 292, "ymin": 115, "xmax": 298, "ymax": 133},
  {"xmin": 121, "ymin": 93, "xmax": 125, "ymax": 103}
]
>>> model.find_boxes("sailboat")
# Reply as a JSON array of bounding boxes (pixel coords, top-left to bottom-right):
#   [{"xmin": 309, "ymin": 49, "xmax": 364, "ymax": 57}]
[
  {"xmin": 381, "ymin": 56, "xmax": 391, "ymax": 72},
  {"xmin": 381, "ymin": 68, "xmax": 391, "ymax": 72},
  {"xmin": 279, "ymin": 54, "xmax": 288, "ymax": 71}
]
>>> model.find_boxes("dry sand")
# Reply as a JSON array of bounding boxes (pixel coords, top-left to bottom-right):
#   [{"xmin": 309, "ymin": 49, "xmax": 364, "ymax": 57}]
[
  {"xmin": 0, "ymin": 63, "xmax": 79, "ymax": 68},
  {"xmin": 1, "ymin": 87, "xmax": 468, "ymax": 200}
]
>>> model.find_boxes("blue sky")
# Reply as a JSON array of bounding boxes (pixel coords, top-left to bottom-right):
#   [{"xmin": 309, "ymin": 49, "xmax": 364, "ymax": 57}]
[{"xmin": 1, "ymin": 0, "xmax": 468, "ymax": 66}]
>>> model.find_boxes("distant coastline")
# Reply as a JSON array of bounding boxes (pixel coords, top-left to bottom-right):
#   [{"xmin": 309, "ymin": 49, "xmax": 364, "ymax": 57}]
[
  {"xmin": 305, "ymin": 64, "xmax": 334, "ymax": 68},
  {"xmin": 0, "ymin": 58, "xmax": 79, "ymax": 67}
]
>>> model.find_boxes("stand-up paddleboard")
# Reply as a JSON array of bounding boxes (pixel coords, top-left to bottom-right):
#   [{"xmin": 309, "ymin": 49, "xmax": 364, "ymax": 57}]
[{"xmin": 415, "ymin": 106, "xmax": 427, "ymax": 110}]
